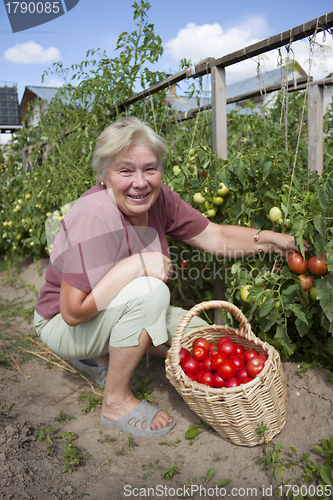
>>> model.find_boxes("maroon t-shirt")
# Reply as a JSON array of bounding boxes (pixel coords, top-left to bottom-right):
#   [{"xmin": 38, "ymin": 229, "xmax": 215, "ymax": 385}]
[{"xmin": 35, "ymin": 183, "xmax": 209, "ymax": 319}]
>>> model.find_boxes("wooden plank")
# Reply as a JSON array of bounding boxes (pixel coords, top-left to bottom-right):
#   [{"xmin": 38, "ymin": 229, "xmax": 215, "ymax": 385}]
[
  {"xmin": 213, "ymin": 12, "xmax": 333, "ymax": 69},
  {"xmin": 174, "ymin": 75, "xmax": 313, "ymax": 122},
  {"xmin": 108, "ymin": 13, "xmax": 333, "ymax": 115},
  {"xmin": 308, "ymin": 84, "xmax": 324, "ymax": 174},
  {"xmin": 110, "ymin": 57, "xmax": 215, "ymax": 116}
]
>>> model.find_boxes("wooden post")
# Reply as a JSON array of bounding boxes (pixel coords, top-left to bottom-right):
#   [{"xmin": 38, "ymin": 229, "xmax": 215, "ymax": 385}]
[
  {"xmin": 308, "ymin": 84, "xmax": 324, "ymax": 175},
  {"xmin": 211, "ymin": 66, "xmax": 227, "ymax": 160},
  {"xmin": 211, "ymin": 66, "xmax": 227, "ymax": 324}
]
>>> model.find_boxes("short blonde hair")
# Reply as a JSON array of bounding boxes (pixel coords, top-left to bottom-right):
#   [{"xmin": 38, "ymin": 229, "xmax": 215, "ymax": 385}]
[{"xmin": 92, "ymin": 117, "xmax": 167, "ymax": 179}]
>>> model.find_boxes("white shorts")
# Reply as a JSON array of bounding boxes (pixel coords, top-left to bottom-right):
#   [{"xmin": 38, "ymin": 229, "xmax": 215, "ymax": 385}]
[{"xmin": 34, "ymin": 277, "xmax": 208, "ymax": 360}]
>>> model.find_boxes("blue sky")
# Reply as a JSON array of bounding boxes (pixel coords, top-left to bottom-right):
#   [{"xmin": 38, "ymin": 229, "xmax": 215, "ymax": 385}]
[{"xmin": 1, "ymin": 0, "xmax": 332, "ymax": 101}]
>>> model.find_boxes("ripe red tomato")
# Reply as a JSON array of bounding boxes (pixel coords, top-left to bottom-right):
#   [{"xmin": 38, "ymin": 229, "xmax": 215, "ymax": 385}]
[
  {"xmin": 181, "ymin": 357, "xmax": 200, "ymax": 374},
  {"xmin": 193, "ymin": 337, "xmax": 210, "ymax": 352},
  {"xmin": 193, "ymin": 346, "xmax": 208, "ymax": 361},
  {"xmin": 235, "ymin": 344, "xmax": 245, "ymax": 356},
  {"xmin": 208, "ymin": 344, "xmax": 219, "ymax": 357},
  {"xmin": 211, "ymin": 352, "xmax": 228, "ymax": 372},
  {"xmin": 246, "ymin": 356, "xmax": 265, "ymax": 378},
  {"xmin": 236, "ymin": 366, "xmax": 249, "ymax": 382},
  {"xmin": 212, "ymin": 372, "xmax": 226, "ymax": 388},
  {"xmin": 186, "ymin": 372, "xmax": 196, "ymax": 381},
  {"xmin": 218, "ymin": 340, "xmax": 237, "ymax": 358},
  {"xmin": 298, "ymin": 274, "xmax": 314, "ymax": 291},
  {"xmin": 257, "ymin": 353, "xmax": 268, "ymax": 361},
  {"xmin": 202, "ymin": 356, "xmax": 214, "ymax": 373},
  {"xmin": 217, "ymin": 337, "xmax": 230, "ymax": 348},
  {"xmin": 180, "ymin": 260, "xmax": 187, "ymax": 269},
  {"xmin": 179, "ymin": 347, "xmax": 191, "ymax": 364},
  {"xmin": 229, "ymin": 354, "xmax": 245, "ymax": 370},
  {"xmin": 308, "ymin": 254, "xmax": 328, "ymax": 276},
  {"xmin": 200, "ymin": 371, "xmax": 213, "ymax": 387},
  {"xmin": 196, "ymin": 370, "xmax": 206, "ymax": 383},
  {"xmin": 226, "ymin": 377, "xmax": 241, "ymax": 388},
  {"xmin": 243, "ymin": 350, "xmax": 259, "ymax": 363},
  {"xmin": 287, "ymin": 251, "xmax": 308, "ymax": 274},
  {"xmin": 218, "ymin": 360, "xmax": 237, "ymax": 380},
  {"xmin": 242, "ymin": 376, "xmax": 254, "ymax": 384}
]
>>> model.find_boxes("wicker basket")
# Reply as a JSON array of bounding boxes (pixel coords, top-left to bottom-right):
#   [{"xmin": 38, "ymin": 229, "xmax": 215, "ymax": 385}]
[{"xmin": 165, "ymin": 300, "xmax": 287, "ymax": 447}]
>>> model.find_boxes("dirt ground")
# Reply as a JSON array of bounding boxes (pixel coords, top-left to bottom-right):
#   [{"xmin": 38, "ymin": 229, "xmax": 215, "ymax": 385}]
[{"xmin": 0, "ymin": 258, "xmax": 332, "ymax": 500}]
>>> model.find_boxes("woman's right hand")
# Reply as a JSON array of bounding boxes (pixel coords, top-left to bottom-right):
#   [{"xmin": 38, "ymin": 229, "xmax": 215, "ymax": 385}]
[{"xmin": 139, "ymin": 252, "xmax": 171, "ymax": 283}]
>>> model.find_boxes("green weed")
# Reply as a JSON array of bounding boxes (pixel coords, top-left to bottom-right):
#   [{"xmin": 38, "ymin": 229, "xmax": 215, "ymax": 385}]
[{"xmin": 77, "ymin": 391, "xmax": 102, "ymax": 414}]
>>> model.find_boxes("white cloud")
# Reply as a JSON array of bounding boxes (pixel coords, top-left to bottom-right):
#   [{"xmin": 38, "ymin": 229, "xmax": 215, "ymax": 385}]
[
  {"xmin": 4, "ymin": 41, "xmax": 61, "ymax": 64},
  {"xmin": 43, "ymin": 78, "xmax": 63, "ymax": 87},
  {"xmin": 165, "ymin": 18, "xmax": 333, "ymax": 83},
  {"xmin": 165, "ymin": 19, "xmax": 262, "ymax": 64}
]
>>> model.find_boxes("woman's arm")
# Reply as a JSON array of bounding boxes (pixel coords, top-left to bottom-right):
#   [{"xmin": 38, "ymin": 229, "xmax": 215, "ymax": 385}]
[
  {"xmin": 60, "ymin": 251, "xmax": 171, "ymax": 326},
  {"xmin": 183, "ymin": 221, "xmax": 307, "ymax": 258}
]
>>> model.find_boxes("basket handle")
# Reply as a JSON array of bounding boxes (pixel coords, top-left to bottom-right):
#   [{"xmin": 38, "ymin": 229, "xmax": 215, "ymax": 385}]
[{"xmin": 171, "ymin": 300, "xmax": 255, "ymax": 352}]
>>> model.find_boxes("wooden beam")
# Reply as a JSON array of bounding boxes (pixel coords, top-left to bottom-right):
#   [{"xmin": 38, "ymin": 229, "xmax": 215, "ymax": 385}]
[
  {"xmin": 308, "ymin": 84, "xmax": 324, "ymax": 174},
  {"xmin": 212, "ymin": 12, "xmax": 333, "ymax": 69}
]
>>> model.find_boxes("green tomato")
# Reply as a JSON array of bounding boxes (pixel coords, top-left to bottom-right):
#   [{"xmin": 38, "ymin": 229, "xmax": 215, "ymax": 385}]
[
  {"xmin": 172, "ymin": 165, "xmax": 181, "ymax": 176},
  {"xmin": 240, "ymin": 285, "xmax": 252, "ymax": 303},
  {"xmin": 193, "ymin": 193, "xmax": 206, "ymax": 205},
  {"xmin": 217, "ymin": 183, "xmax": 229, "ymax": 196},
  {"xmin": 206, "ymin": 209, "xmax": 216, "ymax": 218},
  {"xmin": 309, "ymin": 286, "xmax": 318, "ymax": 301},
  {"xmin": 269, "ymin": 207, "xmax": 283, "ymax": 222},
  {"xmin": 212, "ymin": 196, "xmax": 224, "ymax": 206}
]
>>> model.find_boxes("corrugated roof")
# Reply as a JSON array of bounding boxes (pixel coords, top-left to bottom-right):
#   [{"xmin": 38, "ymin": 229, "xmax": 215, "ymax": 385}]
[{"xmin": 26, "ymin": 86, "xmax": 60, "ymax": 101}]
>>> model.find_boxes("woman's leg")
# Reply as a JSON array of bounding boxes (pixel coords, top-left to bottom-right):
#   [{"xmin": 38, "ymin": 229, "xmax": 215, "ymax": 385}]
[{"xmin": 102, "ymin": 328, "xmax": 173, "ymax": 430}]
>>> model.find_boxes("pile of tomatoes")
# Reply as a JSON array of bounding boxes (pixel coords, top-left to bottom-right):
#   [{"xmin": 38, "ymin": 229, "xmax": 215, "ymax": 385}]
[
  {"xmin": 287, "ymin": 251, "xmax": 328, "ymax": 294},
  {"xmin": 180, "ymin": 336, "xmax": 268, "ymax": 388}
]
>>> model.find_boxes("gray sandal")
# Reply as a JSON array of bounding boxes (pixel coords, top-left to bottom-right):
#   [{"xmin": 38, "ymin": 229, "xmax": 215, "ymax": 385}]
[
  {"xmin": 100, "ymin": 400, "xmax": 176, "ymax": 437},
  {"xmin": 72, "ymin": 359, "xmax": 108, "ymax": 387}
]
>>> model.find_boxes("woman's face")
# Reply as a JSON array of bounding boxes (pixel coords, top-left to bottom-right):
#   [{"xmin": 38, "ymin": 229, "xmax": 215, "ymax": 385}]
[{"xmin": 103, "ymin": 143, "xmax": 162, "ymax": 223}]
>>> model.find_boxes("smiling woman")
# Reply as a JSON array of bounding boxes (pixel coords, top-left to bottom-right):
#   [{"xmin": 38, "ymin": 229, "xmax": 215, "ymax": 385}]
[{"xmin": 33, "ymin": 116, "xmax": 303, "ymax": 439}]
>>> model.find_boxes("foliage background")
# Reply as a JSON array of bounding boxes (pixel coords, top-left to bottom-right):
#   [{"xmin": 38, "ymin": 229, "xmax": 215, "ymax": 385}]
[{"xmin": 0, "ymin": 1, "xmax": 332, "ymax": 373}]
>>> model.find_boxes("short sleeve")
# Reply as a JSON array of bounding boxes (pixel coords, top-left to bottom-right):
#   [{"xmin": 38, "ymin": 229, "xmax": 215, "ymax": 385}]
[{"xmin": 159, "ymin": 184, "xmax": 209, "ymax": 240}]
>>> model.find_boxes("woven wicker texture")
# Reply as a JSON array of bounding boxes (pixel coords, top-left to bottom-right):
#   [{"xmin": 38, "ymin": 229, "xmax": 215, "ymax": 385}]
[{"xmin": 165, "ymin": 300, "xmax": 287, "ymax": 447}]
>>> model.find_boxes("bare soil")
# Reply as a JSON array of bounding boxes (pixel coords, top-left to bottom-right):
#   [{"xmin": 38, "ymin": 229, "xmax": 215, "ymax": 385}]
[{"xmin": 0, "ymin": 258, "xmax": 332, "ymax": 500}]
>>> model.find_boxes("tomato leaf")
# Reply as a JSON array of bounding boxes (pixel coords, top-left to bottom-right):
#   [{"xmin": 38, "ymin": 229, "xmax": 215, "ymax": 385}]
[
  {"xmin": 287, "ymin": 304, "xmax": 308, "ymax": 325},
  {"xmin": 258, "ymin": 298, "xmax": 275, "ymax": 317},
  {"xmin": 275, "ymin": 323, "xmax": 293, "ymax": 353},
  {"xmin": 316, "ymin": 275, "xmax": 333, "ymax": 322},
  {"xmin": 262, "ymin": 309, "xmax": 280, "ymax": 332}
]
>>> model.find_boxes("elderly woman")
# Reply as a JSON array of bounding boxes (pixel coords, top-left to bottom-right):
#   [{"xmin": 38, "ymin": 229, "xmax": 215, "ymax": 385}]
[{"xmin": 34, "ymin": 117, "xmax": 305, "ymax": 438}]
